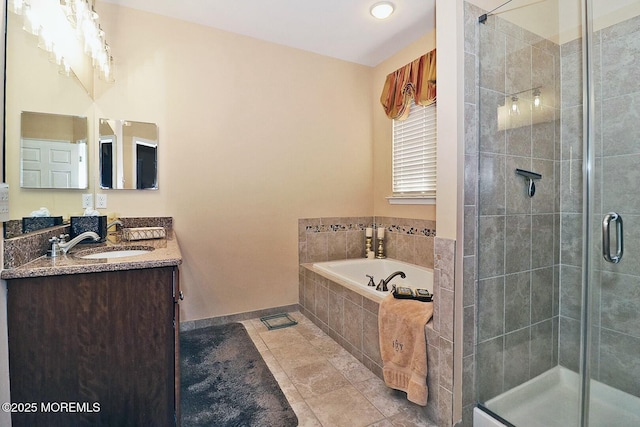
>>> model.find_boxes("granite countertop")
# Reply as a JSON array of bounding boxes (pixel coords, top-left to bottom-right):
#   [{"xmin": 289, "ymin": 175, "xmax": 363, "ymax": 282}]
[{"xmin": 1, "ymin": 231, "xmax": 182, "ymax": 280}]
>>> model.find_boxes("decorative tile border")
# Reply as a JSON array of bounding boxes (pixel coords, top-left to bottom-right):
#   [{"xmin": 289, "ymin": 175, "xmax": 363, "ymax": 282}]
[
  {"xmin": 302, "ymin": 220, "xmax": 436, "ymax": 237},
  {"xmin": 299, "ymin": 216, "xmax": 437, "ymax": 269}
]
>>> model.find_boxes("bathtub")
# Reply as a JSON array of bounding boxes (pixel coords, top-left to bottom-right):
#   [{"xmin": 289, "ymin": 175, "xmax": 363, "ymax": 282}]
[{"xmin": 311, "ymin": 258, "xmax": 433, "ymax": 303}]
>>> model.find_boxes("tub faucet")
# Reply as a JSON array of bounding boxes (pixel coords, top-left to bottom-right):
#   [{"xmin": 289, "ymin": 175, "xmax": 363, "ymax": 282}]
[
  {"xmin": 376, "ymin": 271, "xmax": 406, "ymax": 292},
  {"xmin": 49, "ymin": 232, "xmax": 100, "ymax": 257}
]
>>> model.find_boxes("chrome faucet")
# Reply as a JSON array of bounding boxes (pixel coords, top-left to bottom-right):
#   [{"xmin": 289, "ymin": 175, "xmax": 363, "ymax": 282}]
[
  {"xmin": 48, "ymin": 232, "xmax": 100, "ymax": 257},
  {"xmin": 107, "ymin": 220, "xmax": 123, "ymax": 230},
  {"xmin": 376, "ymin": 271, "xmax": 406, "ymax": 292}
]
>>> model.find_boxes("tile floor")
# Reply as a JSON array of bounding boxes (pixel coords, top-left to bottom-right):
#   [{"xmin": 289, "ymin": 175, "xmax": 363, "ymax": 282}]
[{"xmin": 240, "ymin": 311, "xmax": 437, "ymax": 427}]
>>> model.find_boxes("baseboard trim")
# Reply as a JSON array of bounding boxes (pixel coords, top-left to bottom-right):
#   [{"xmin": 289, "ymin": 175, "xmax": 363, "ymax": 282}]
[{"xmin": 179, "ymin": 304, "xmax": 300, "ymax": 332}]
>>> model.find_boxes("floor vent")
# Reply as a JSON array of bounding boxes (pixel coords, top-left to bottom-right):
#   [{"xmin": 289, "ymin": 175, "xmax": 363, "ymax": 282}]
[{"xmin": 260, "ymin": 313, "xmax": 298, "ymax": 330}]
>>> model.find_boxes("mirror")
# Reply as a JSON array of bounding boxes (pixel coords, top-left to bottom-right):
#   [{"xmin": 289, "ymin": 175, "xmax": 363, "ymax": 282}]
[
  {"xmin": 20, "ymin": 111, "xmax": 89, "ymax": 189},
  {"xmin": 5, "ymin": 6, "xmax": 93, "ymax": 228},
  {"xmin": 99, "ymin": 119, "xmax": 159, "ymax": 190},
  {"xmin": 5, "ymin": 3, "xmax": 161, "ymax": 232}
]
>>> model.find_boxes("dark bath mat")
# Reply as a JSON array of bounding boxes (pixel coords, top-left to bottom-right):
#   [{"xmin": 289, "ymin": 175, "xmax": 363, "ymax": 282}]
[
  {"xmin": 260, "ymin": 313, "xmax": 298, "ymax": 330},
  {"xmin": 180, "ymin": 322, "xmax": 297, "ymax": 427}
]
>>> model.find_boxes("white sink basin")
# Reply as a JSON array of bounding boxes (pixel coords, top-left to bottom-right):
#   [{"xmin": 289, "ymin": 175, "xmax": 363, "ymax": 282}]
[{"xmin": 80, "ymin": 249, "xmax": 153, "ymax": 259}]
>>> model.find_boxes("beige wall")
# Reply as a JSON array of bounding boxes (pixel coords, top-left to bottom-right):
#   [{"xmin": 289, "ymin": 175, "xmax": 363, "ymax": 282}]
[
  {"xmin": 6, "ymin": 3, "xmax": 445, "ymax": 324},
  {"xmin": 93, "ymin": 4, "xmax": 374, "ymax": 321},
  {"xmin": 371, "ymin": 32, "xmax": 437, "ymax": 221}
]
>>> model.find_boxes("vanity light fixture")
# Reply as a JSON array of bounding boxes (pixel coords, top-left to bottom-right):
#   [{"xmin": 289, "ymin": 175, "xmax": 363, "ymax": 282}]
[
  {"xmin": 370, "ymin": 1, "xmax": 395, "ymax": 19},
  {"xmin": 8, "ymin": 0, "xmax": 26, "ymax": 15},
  {"xmin": 10, "ymin": 0, "xmax": 114, "ymax": 83},
  {"xmin": 61, "ymin": 0, "xmax": 114, "ymax": 82}
]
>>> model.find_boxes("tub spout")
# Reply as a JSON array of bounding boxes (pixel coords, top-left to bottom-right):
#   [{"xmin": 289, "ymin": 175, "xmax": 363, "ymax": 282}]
[{"xmin": 376, "ymin": 271, "xmax": 406, "ymax": 292}]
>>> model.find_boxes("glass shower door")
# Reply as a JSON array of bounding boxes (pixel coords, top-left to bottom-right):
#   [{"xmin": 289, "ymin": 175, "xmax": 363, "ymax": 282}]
[
  {"xmin": 475, "ymin": 0, "xmax": 580, "ymax": 425},
  {"xmin": 585, "ymin": 1, "xmax": 640, "ymax": 424}
]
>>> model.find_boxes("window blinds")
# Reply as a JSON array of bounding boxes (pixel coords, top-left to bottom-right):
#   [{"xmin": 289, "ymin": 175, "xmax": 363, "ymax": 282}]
[{"xmin": 392, "ymin": 101, "xmax": 437, "ymax": 196}]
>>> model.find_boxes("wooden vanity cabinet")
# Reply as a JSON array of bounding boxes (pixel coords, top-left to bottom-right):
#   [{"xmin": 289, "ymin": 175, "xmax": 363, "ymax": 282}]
[{"xmin": 7, "ymin": 266, "xmax": 180, "ymax": 427}]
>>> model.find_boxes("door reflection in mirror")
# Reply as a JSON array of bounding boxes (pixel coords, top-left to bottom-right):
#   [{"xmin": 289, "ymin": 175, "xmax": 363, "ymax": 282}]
[
  {"xmin": 20, "ymin": 111, "xmax": 89, "ymax": 189},
  {"xmin": 99, "ymin": 119, "xmax": 158, "ymax": 190}
]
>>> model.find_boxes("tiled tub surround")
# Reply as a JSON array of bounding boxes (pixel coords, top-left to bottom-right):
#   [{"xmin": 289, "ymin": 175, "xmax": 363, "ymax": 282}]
[
  {"xmin": 312, "ymin": 258, "xmax": 434, "ymax": 299},
  {"xmin": 300, "ymin": 264, "xmax": 447, "ymax": 425},
  {"xmin": 300, "ymin": 265, "xmax": 388, "ymax": 376},
  {"xmin": 298, "ymin": 217, "xmax": 458, "ymax": 426}
]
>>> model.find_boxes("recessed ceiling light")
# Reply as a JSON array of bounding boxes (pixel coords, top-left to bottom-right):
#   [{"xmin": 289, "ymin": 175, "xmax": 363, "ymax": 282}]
[{"xmin": 370, "ymin": 1, "xmax": 395, "ymax": 20}]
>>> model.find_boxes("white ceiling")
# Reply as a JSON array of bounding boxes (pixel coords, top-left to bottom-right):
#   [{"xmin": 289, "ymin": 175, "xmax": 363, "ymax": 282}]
[{"xmin": 100, "ymin": 0, "xmax": 436, "ymax": 67}]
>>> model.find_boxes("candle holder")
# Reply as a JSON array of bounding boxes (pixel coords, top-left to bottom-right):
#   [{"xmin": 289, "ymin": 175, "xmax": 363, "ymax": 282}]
[
  {"xmin": 376, "ymin": 237, "xmax": 386, "ymax": 259},
  {"xmin": 365, "ymin": 236, "xmax": 373, "ymax": 258}
]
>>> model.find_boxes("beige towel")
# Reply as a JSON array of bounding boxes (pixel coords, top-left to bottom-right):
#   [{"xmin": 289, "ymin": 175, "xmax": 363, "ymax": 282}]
[{"xmin": 378, "ymin": 294, "xmax": 434, "ymax": 406}]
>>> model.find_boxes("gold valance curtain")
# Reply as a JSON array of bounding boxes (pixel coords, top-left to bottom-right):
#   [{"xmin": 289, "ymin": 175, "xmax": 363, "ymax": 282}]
[{"xmin": 380, "ymin": 49, "xmax": 436, "ymax": 120}]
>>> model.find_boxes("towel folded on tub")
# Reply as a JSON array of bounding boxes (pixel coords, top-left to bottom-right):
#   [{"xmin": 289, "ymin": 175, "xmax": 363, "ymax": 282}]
[{"xmin": 378, "ymin": 294, "xmax": 433, "ymax": 406}]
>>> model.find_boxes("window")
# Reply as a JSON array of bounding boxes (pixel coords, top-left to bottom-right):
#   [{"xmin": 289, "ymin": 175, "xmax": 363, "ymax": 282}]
[{"xmin": 390, "ymin": 100, "xmax": 437, "ymax": 203}]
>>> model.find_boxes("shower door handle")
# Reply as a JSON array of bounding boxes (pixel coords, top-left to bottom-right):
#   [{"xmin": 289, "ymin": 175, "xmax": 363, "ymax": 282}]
[{"xmin": 602, "ymin": 212, "xmax": 623, "ymax": 264}]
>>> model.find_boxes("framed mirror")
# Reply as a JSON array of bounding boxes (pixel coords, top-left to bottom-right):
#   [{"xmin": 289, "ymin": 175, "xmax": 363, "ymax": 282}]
[
  {"xmin": 99, "ymin": 119, "xmax": 158, "ymax": 190},
  {"xmin": 20, "ymin": 111, "xmax": 89, "ymax": 189}
]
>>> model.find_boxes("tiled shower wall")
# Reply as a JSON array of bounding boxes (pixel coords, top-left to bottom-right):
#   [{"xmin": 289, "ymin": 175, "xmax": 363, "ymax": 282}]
[{"xmin": 298, "ymin": 216, "xmax": 459, "ymax": 426}]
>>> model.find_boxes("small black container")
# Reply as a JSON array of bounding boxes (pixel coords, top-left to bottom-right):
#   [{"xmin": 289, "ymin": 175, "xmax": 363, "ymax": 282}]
[
  {"xmin": 70, "ymin": 215, "xmax": 108, "ymax": 243},
  {"xmin": 22, "ymin": 216, "xmax": 64, "ymax": 234}
]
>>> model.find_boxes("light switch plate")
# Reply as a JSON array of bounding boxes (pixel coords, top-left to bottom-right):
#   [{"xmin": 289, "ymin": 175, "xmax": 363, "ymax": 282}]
[
  {"xmin": 0, "ymin": 183, "xmax": 9, "ymax": 222},
  {"xmin": 96, "ymin": 194, "xmax": 107, "ymax": 209},
  {"xmin": 82, "ymin": 193, "xmax": 93, "ymax": 209}
]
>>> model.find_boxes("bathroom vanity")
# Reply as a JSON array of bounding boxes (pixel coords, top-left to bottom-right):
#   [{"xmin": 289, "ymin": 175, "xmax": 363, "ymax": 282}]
[{"xmin": 1, "ymin": 228, "xmax": 182, "ymax": 427}]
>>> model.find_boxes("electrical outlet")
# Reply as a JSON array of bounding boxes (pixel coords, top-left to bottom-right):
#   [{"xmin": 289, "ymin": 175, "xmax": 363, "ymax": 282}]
[
  {"xmin": 82, "ymin": 193, "xmax": 93, "ymax": 209},
  {"xmin": 96, "ymin": 194, "xmax": 107, "ymax": 209}
]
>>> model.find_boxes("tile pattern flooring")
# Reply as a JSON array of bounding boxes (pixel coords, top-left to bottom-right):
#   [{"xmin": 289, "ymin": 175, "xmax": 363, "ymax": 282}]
[{"xmin": 240, "ymin": 311, "xmax": 437, "ymax": 427}]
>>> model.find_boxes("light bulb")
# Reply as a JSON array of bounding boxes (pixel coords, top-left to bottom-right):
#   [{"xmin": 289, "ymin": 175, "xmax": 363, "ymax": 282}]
[
  {"xmin": 510, "ymin": 96, "xmax": 520, "ymax": 116},
  {"xmin": 370, "ymin": 2, "xmax": 394, "ymax": 19},
  {"xmin": 533, "ymin": 89, "xmax": 541, "ymax": 109},
  {"xmin": 8, "ymin": 0, "xmax": 25, "ymax": 15}
]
